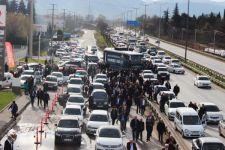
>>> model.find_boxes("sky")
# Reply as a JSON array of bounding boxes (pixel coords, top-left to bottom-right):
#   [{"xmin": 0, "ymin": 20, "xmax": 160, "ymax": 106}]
[{"xmin": 35, "ymin": 0, "xmax": 225, "ymax": 22}]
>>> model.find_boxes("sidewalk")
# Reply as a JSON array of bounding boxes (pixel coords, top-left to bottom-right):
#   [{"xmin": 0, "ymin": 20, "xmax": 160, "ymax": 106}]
[{"xmin": 0, "ymin": 94, "xmax": 30, "ymax": 140}]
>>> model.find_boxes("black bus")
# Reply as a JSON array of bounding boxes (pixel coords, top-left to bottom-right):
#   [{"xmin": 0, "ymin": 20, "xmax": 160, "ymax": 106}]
[{"xmin": 103, "ymin": 48, "xmax": 143, "ymax": 70}]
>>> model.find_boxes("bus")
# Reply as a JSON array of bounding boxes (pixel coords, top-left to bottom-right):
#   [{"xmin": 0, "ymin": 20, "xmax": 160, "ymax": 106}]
[{"xmin": 103, "ymin": 48, "xmax": 143, "ymax": 70}]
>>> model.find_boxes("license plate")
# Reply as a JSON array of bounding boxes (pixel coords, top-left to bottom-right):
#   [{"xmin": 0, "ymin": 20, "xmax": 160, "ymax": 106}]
[{"xmin": 63, "ymin": 139, "xmax": 72, "ymax": 142}]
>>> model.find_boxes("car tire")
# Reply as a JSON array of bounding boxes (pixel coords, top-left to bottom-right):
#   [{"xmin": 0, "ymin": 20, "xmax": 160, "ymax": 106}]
[
  {"xmin": 174, "ymin": 123, "xmax": 178, "ymax": 131},
  {"xmin": 219, "ymin": 127, "xmax": 223, "ymax": 136},
  {"xmin": 182, "ymin": 131, "xmax": 186, "ymax": 138},
  {"xmin": 54, "ymin": 139, "xmax": 60, "ymax": 145}
]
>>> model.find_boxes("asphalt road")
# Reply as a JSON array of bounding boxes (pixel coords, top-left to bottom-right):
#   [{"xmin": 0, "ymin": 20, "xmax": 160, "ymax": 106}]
[{"xmin": 148, "ymin": 37, "xmax": 225, "ymax": 75}]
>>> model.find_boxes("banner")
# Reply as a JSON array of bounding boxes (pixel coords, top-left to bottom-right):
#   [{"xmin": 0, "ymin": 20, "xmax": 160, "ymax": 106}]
[
  {"xmin": 5, "ymin": 42, "xmax": 15, "ymax": 68},
  {"xmin": 0, "ymin": 5, "xmax": 6, "ymax": 27}
]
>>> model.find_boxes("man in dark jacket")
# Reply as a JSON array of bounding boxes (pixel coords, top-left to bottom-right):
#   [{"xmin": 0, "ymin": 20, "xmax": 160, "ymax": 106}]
[
  {"xmin": 146, "ymin": 113, "xmax": 155, "ymax": 142},
  {"xmin": 36, "ymin": 88, "xmax": 44, "ymax": 107},
  {"xmin": 126, "ymin": 140, "xmax": 137, "ymax": 150},
  {"xmin": 157, "ymin": 119, "xmax": 166, "ymax": 143},
  {"xmin": 119, "ymin": 111, "xmax": 128, "ymax": 132},
  {"xmin": 110, "ymin": 107, "xmax": 118, "ymax": 125},
  {"xmin": 130, "ymin": 116, "xmax": 139, "ymax": 141},
  {"xmin": 165, "ymin": 80, "xmax": 171, "ymax": 90},
  {"xmin": 43, "ymin": 91, "xmax": 50, "ymax": 110},
  {"xmin": 173, "ymin": 84, "xmax": 180, "ymax": 97},
  {"xmin": 8, "ymin": 101, "xmax": 18, "ymax": 119},
  {"xmin": 160, "ymin": 93, "xmax": 168, "ymax": 113},
  {"xmin": 138, "ymin": 118, "xmax": 144, "ymax": 141}
]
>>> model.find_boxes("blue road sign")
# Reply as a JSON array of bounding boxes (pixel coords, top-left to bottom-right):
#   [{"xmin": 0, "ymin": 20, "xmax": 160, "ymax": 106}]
[{"xmin": 127, "ymin": 20, "xmax": 140, "ymax": 27}]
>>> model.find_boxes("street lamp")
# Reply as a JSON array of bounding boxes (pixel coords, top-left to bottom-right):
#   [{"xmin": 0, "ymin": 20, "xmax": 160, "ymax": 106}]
[{"xmin": 184, "ymin": 0, "xmax": 190, "ymax": 62}]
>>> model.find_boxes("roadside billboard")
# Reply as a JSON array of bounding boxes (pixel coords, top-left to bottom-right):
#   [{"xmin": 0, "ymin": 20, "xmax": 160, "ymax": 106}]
[{"xmin": 0, "ymin": 5, "xmax": 6, "ymax": 81}]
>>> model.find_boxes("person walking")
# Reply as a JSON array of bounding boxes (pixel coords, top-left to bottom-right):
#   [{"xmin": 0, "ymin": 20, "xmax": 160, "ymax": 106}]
[
  {"xmin": 146, "ymin": 113, "xmax": 155, "ymax": 142},
  {"xmin": 43, "ymin": 91, "xmax": 50, "ymax": 110},
  {"xmin": 138, "ymin": 118, "xmax": 144, "ymax": 141},
  {"xmin": 130, "ymin": 116, "xmax": 139, "ymax": 141},
  {"xmin": 8, "ymin": 101, "xmax": 18, "ymax": 120},
  {"xmin": 173, "ymin": 84, "xmax": 180, "ymax": 97},
  {"xmin": 119, "ymin": 111, "xmax": 128, "ymax": 132},
  {"xmin": 157, "ymin": 119, "xmax": 166, "ymax": 144},
  {"xmin": 126, "ymin": 140, "xmax": 137, "ymax": 150},
  {"xmin": 111, "ymin": 107, "xmax": 118, "ymax": 125},
  {"xmin": 165, "ymin": 80, "xmax": 171, "ymax": 90},
  {"xmin": 140, "ymin": 98, "xmax": 146, "ymax": 116},
  {"xmin": 36, "ymin": 88, "xmax": 43, "ymax": 107},
  {"xmin": 30, "ymin": 89, "xmax": 36, "ymax": 107}
]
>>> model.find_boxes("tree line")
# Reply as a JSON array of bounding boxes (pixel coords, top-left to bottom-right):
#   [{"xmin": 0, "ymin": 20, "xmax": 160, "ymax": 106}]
[{"xmin": 138, "ymin": 3, "xmax": 225, "ymax": 49}]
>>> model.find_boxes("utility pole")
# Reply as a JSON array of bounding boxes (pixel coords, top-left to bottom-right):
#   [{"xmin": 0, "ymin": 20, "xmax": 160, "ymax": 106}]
[
  {"xmin": 213, "ymin": 30, "xmax": 218, "ymax": 54},
  {"xmin": 73, "ymin": 12, "xmax": 76, "ymax": 32},
  {"xmin": 62, "ymin": 9, "xmax": 66, "ymax": 41},
  {"xmin": 158, "ymin": 5, "xmax": 161, "ymax": 44},
  {"xmin": 50, "ymin": 4, "xmax": 56, "ymax": 64},
  {"xmin": 194, "ymin": 29, "xmax": 197, "ymax": 43},
  {"xmin": 184, "ymin": 0, "xmax": 190, "ymax": 62},
  {"xmin": 28, "ymin": 0, "xmax": 34, "ymax": 57},
  {"xmin": 143, "ymin": 4, "xmax": 148, "ymax": 38}
]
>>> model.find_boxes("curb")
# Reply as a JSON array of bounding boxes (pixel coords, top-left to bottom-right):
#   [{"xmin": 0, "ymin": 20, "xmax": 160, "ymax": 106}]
[
  {"xmin": 147, "ymin": 35, "xmax": 225, "ymax": 63},
  {"xmin": 0, "ymin": 100, "xmax": 30, "ymax": 141}
]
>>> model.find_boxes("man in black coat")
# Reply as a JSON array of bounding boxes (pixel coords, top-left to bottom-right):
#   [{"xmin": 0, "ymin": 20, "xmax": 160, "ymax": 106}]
[
  {"xmin": 110, "ymin": 107, "xmax": 118, "ymax": 125},
  {"xmin": 157, "ymin": 119, "xmax": 166, "ymax": 143},
  {"xmin": 146, "ymin": 113, "xmax": 155, "ymax": 142},
  {"xmin": 138, "ymin": 118, "xmax": 144, "ymax": 141},
  {"xmin": 130, "ymin": 116, "xmax": 139, "ymax": 141},
  {"xmin": 43, "ymin": 91, "xmax": 50, "ymax": 110},
  {"xmin": 126, "ymin": 140, "xmax": 137, "ymax": 150},
  {"xmin": 173, "ymin": 84, "xmax": 180, "ymax": 97}
]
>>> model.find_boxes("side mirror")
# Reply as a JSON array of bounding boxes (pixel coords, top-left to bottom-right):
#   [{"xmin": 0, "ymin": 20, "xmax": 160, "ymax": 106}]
[{"xmin": 55, "ymin": 124, "xmax": 57, "ymax": 127}]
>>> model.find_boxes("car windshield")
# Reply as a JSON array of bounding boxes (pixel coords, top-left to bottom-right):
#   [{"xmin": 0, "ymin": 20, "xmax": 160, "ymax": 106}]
[
  {"xmin": 165, "ymin": 57, "xmax": 171, "ymax": 59},
  {"xmin": 96, "ymin": 75, "xmax": 106, "ymax": 79},
  {"xmin": 93, "ymin": 92, "xmax": 107, "ymax": 99},
  {"xmin": 183, "ymin": 116, "xmax": 201, "ymax": 125},
  {"xmin": 64, "ymin": 108, "xmax": 81, "ymax": 115},
  {"xmin": 99, "ymin": 129, "xmax": 121, "ymax": 138},
  {"xmin": 158, "ymin": 52, "xmax": 165, "ymax": 55},
  {"xmin": 93, "ymin": 85, "xmax": 104, "ymax": 89},
  {"xmin": 21, "ymin": 76, "xmax": 30, "ymax": 80},
  {"xmin": 46, "ymin": 77, "xmax": 57, "ymax": 82},
  {"xmin": 203, "ymin": 143, "xmax": 225, "ymax": 150},
  {"xmin": 165, "ymin": 93, "xmax": 176, "ymax": 100},
  {"xmin": 23, "ymin": 71, "xmax": 34, "ymax": 75},
  {"xmin": 172, "ymin": 60, "xmax": 180, "ymax": 63},
  {"xmin": 173, "ymin": 65, "xmax": 181, "ymax": 68},
  {"xmin": 51, "ymin": 73, "xmax": 63, "ymax": 78},
  {"xmin": 89, "ymin": 114, "xmax": 108, "ymax": 122},
  {"xmin": 67, "ymin": 87, "xmax": 81, "ymax": 93},
  {"xmin": 68, "ymin": 96, "xmax": 84, "ymax": 103},
  {"xmin": 155, "ymin": 60, "xmax": 162, "ymax": 63},
  {"xmin": 198, "ymin": 77, "xmax": 209, "ymax": 80},
  {"xmin": 144, "ymin": 75, "xmax": 154, "ymax": 78},
  {"xmin": 69, "ymin": 79, "xmax": 83, "ymax": 84},
  {"xmin": 158, "ymin": 68, "xmax": 167, "ymax": 71},
  {"xmin": 58, "ymin": 119, "xmax": 79, "ymax": 128},
  {"xmin": 76, "ymin": 71, "xmax": 87, "ymax": 76},
  {"xmin": 204, "ymin": 105, "xmax": 219, "ymax": 112},
  {"xmin": 170, "ymin": 102, "xmax": 185, "ymax": 108}
]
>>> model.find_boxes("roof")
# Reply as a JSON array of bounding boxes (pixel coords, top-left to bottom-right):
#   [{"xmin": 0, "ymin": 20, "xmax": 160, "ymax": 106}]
[
  {"xmin": 91, "ymin": 110, "xmax": 108, "ymax": 115},
  {"xmin": 169, "ymin": 99, "xmax": 185, "ymax": 103},
  {"xmin": 92, "ymin": 89, "xmax": 106, "ymax": 93},
  {"xmin": 60, "ymin": 115, "xmax": 79, "ymax": 120},
  {"xmin": 199, "ymin": 102, "xmax": 216, "ymax": 106},
  {"xmin": 46, "ymin": 75, "xmax": 57, "ymax": 78},
  {"xmin": 198, "ymin": 137, "xmax": 224, "ymax": 144},
  {"xmin": 176, "ymin": 107, "xmax": 198, "ymax": 115},
  {"xmin": 65, "ymin": 105, "xmax": 81, "ymax": 109},
  {"xmin": 161, "ymin": 91, "xmax": 174, "ymax": 94},
  {"xmin": 92, "ymin": 82, "xmax": 104, "ymax": 86},
  {"xmin": 96, "ymin": 73, "xmax": 107, "ymax": 76},
  {"xmin": 67, "ymin": 84, "xmax": 82, "ymax": 88},
  {"xmin": 70, "ymin": 77, "xmax": 82, "ymax": 81},
  {"xmin": 23, "ymin": 70, "xmax": 34, "ymax": 72},
  {"xmin": 51, "ymin": 72, "xmax": 63, "ymax": 74},
  {"xmin": 69, "ymin": 94, "xmax": 84, "ymax": 98},
  {"xmin": 104, "ymin": 47, "xmax": 143, "ymax": 56},
  {"xmin": 98, "ymin": 125, "xmax": 120, "ymax": 130}
]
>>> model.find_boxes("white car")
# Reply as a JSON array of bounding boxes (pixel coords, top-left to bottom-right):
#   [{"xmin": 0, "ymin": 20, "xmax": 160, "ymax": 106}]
[
  {"xmin": 95, "ymin": 126, "xmax": 124, "ymax": 150},
  {"xmin": 67, "ymin": 84, "xmax": 82, "ymax": 95},
  {"xmin": 194, "ymin": 75, "xmax": 211, "ymax": 88},
  {"xmin": 66, "ymin": 94, "xmax": 86, "ymax": 114},
  {"xmin": 0, "ymin": 72, "xmax": 13, "ymax": 89},
  {"xmin": 51, "ymin": 72, "xmax": 64, "ymax": 85},
  {"xmin": 157, "ymin": 50, "xmax": 165, "ymax": 59},
  {"xmin": 162, "ymin": 56, "xmax": 171, "ymax": 64},
  {"xmin": 142, "ymin": 70, "xmax": 152, "ymax": 74},
  {"xmin": 91, "ymin": 83, "xmax": 105, "ymax": 90},
  {"xmin": 143, "ymin": 73, "xmax": 155, "ymax": 81},
  {"xmin": 192, "ymin": 137, "xmax": 225, "ymax": 150},
  {"xmin": 68, "ymin": 77, "xmax": 84, "ymax": 87},
  {"xmin": 86, "ymin": 110, "xmax": 111, "ymax": 135},
  {"xmin": 170, "ymin": 59, "xmax": 181, "ymax": 66},
  {"xmin": 219, "ymin": 120, "xmax": 225, "ymax": 137},
  {"xmin": 168, "ymin": 64, "xmax": 185, "ymax": 74},
  {"xmin": 157, "ymin": 91, "xmax": 176, "ymax": 104},
  {"xmin": 199, "ymin": 102, "xmax": 223, "ymax": 124},
  {"xmin": 164, "ymin": 99, "xmax": 185, "ymax": 120},
  {"xmin": 20, "ymin": 74, "xmax": 36, "ymax": 88},
  {"xmin": 95, "ymin": 73, "xmax": 108, "ymax": 81},
  {"xmin": 63, "ymin": 105, "xmax": 83, "ymax": 122},
  {"xmin": 22, "ymin": 70, "xmax": 35, "ymax": 77}
]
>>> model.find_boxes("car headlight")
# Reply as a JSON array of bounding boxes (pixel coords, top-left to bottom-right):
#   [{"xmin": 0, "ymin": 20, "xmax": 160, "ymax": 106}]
[
  {"xmin": 55, "ymin": 132, "xmax": 61, "ymax": 136},
  {"xmin": 104, "ymin": 102, "xmax": 108, "ymax": 105},
  {"xmin": 184, "ymin": 129, "xmax": 190, "ymax": 133},
  {"xmin": 96, "ymin": 142, "xmax": 104, "ymax": 147}
]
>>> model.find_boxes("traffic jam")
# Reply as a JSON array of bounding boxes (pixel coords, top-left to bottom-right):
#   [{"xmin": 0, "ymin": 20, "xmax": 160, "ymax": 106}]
[{"xmin": 1, "ymin": 29, "xmax": 225, "ymax": 150}]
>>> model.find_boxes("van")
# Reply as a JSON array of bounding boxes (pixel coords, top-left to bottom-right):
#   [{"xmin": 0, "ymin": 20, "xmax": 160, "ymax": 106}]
[
  {"xmin": 0, "ymin": 72, "xmax": 13, "ymax": 89},
  {"xmin": 174, "ymin": 107, "xmax": 206, "ymax": 138}
]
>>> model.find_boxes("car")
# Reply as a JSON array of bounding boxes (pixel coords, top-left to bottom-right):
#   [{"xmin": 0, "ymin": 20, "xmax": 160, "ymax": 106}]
[
  {"xmin": 51, "ymin": 72, "xmax": 64, "ymax": 85},
  {"xmin": 157, "ymin": 50, "xmax": 165, "ymax": 59},
  {"xmin": 174, "ymin": 107, "xmax": 206, "ymax": 138},
  {"xmin": 67, "ymin": 84, "xmax": 82, "ymax": 95},
  {"xmin": 142, "ymin": 70, "xmax": 152, "ymax": 74},
  {"xmin": 153, "ymin": 85, "xmax": 169, "ymax": 101},
  {"xmin": 68, "ymin": 77, "xmax": 84, "ymax": 86},
  {"xmin": 22, "ymin": 70, "xmax": 35, "ymax": 77},
  {"xmin": 63, "ymin": 105, "xmax": 83, "ymax": 121},
  {"xmin": 170, "ymin": 59, "xmax": 181, "ymax": 66},
  {"xmin": 162, "ymin": 56, "xmax": 171, "ymax": 64},
  {"xmin": 91, "ymin": 89, "xmax": 109, "ymax": 110},
  {"xmin": 66, "ymin": 94, "xmax": 86, "ymax": 114},
  {"xmin": 157, "ymin": 91, "xmax": 176, "ymax": 104},
  {"xmin": 75, "ymin": 70, "xmax": 87, "ymax": 79},
  {"xmin": 152, "ymin": 59, "xmax": 163, "ymax": 66},
  {"xmin": 91, "ymin": 82, "xmax": 105, "ymax": 90},
  {"xmin": 0, "ymin": 72, "xmax": 13, "ymax": 89},
  {"xmin": 198, "ymin": 102, "xmax": 223, "ymax": 124},
  {"xmin": 194, "ymin": 75, "xmax": 211, "ymax": 88},
  {"xmin": 168, "ymin": 64, "xmax": 185, "ymax": 74},
  {"xmin": 95, "ymin": 73, "xmax": 108, "ymax": 81},
  {"xmin": 20, "ymin": 75, "xmax": 36, "ymax": 88},
  {"xmin": 192, "ymin": 137, "xmax": 225, "ymax": 150},
  {"xmin": 219, "ymin": 120, "xmax": 225, "ymax": 137},
  {"xmin": 86, "ymin": 110, "xmax": 111, "ymax": 135},
  {"xmin": 54, "ymin": 116, "xmax": 82, "ymax": 146},
  {"xmin": 95, "ymin": 126, "xmax": 124, "ymax": 150},
  {"xmin": 164, "ymin": 99, "xmax": 185, "ymax": 120},
  {"xmin": 94, "ymin": 78, "xmax": 108, "ymax": 85},
  {"xmin": 157, "ymin": 66, "xmax": 170, "ymax": 80},
  {"xmin": 44, "ymin": 75, "xmax": 58, "ymax": 91},
  {"xmin": 143, "ymin": 73, "xmax": 155, "ymax": 81}
]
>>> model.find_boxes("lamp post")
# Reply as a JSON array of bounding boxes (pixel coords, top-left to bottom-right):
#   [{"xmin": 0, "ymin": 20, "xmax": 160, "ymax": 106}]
[{"xmin": 184, "ymin": 0, "xmax": 190, "ymax": 62}]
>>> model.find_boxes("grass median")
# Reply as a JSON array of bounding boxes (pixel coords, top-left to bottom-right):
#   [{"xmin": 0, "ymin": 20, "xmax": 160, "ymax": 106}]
[
  {"xmin": 94, "ymin": 31, "xmax": 108, "ymax": 50},
  {"xmin": 0, "ymin": 91, "xmax": 17, "ymax": 111}
]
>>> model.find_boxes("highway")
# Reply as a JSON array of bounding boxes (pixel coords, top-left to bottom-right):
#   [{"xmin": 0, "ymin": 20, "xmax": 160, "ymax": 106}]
[{"xmin": 148, "ymin": 37, "xmax": 225, "ymax": 75}]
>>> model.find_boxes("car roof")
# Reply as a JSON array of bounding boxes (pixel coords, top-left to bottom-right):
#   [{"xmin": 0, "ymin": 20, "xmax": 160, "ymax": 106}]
[
  {"xmin": 21, "ymin": 74, "xmax": 32, "ymax": 77},
  {"xmin": 99, "ymin": 125, "xmax": 120, "ymax": 131},
  {"xmin": 46, "ymin": 75, "xmax": 57, "ymax": 78},
  {"xmin": 176, "ymin": 107, "xmax": 198, "ymax": 115},
  {"xmin": 60, "ymin": 115, "xmax": 79, "ymax": 120},
  {"xmin": 52, "ymin": 72, "xmax": 63, "ymax": 74},
  {"xmin": 198, "ymin": 137, "xmax": 224, "ymax": 144},
  {"xmin": 91, "ymin": 110, "xmax": 108, "ymax": 115},
  {"xmin": 24, "ymin": 70, "xmax": 34, "ymax": 72},
  {"xmin": 67, "ymin": 84, "xmax": 82, "ymax": 88},
  {"xmin": 197, "ymin": 75, "xmax": 209, "ymax": 78},
  {"xmin": 65, "ymin": 105, "xmax": 81, "ymax": 109},
  {"xmin": 70, "ymin": 77, "xmax": 82, "ymax": 80},
  {"xmin": 69, "ymin": 94, "xmax": 84, "ymax": 98},
  {"xmin": 143, "ymin": 73, "xmax": 154, "ymax": 75},
  {"xmin": 92, "ymin": 82, "xmax": 104, "ymax": 86},
  {"xmin": 96, "ymin": 73, "xmax": 107, "ymax": 76},
  {"xmin": 169, "ymin": 99, "xmax": 184, "ymax": 103},
  {"xmin": 92, "ymin": 89, "xmax": 106, "ymax": 93},
  {"xmin": 161, "ymin": 91, "xmax": 174, "ymax": 94},
  {"xmin": 199, "ymin": 102, "xmax": 216, "ymax": 106}
]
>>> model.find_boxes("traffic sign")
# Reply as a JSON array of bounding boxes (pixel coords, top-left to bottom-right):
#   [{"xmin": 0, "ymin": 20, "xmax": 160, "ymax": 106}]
[{"xmin": 127, "ymin": 20, "xmax": 140, "ymax": 27}]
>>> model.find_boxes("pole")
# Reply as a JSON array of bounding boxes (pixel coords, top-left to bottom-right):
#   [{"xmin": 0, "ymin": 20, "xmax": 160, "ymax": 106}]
[
  {"xmin": 194, "ymin": 29, "xmax": 197, "ymax": 43},
  {"xmin": 213, "ymin": 30, "xmax": 217, "ymax": 54},
  {"xmin": 28, "ymin": 0, "xmax": 34, "ymax": 57},
  {"xmin": 144, "ymin": 4, "xmax": 148, "ymax": 38},
  {"xmin": 50, "ymin": 4, "xmax": 56, "ymax": 65},
  {"xmin": 73, "ymin": 12, "xmax": 76, "ymax": 32},
  {"xmin": 158, "ymin": 5, "xmax": 161, "ymax": 45},
  {"xmin": 184, "ymin": 0, "xmax": 190, "ymax": 62},
  {"xmin": 38, "ymin": 33, "xmax": 41, "ymax": 62}
]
